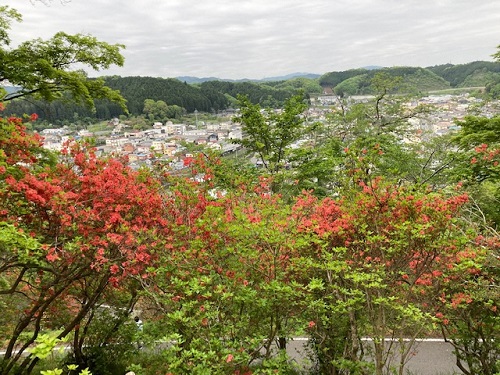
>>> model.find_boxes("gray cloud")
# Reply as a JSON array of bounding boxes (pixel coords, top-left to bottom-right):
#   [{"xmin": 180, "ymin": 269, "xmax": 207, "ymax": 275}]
[{"xmin": 4, "ymin": 0, "xmax": 500, "ymax": 79}]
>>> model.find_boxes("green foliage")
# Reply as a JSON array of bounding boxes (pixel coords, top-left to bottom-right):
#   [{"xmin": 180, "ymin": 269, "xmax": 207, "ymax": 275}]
[
  {"xmin": 0, "ymin": 222, "xmax": 41, "ymax": 265},
  {"xmin": 2, "ymin": 96, "xmax": 125, "ymax": 124},
  {"xmin": 200, "ymin": 80, "xmax": 299, "ymax": 108},
  {"xmin": 1, "ymin": 24, "xmax": 126, "ymax": 111},
  {"xmin": 103, "ymin": 76, "xmax": 228, "ymax": 114},
  {"xmin": 40, "ymin": 370, "xmax": 63, "ymax": 375},
  {"xmin": 138, "ymin": 167, "xmax": 308, "ymax": 374},
  {"xmin": 452, "ymin": 115, "xmax": 500, "ymax": 224},
  {"xmin": 403, "ymin": 68, "xmax": 451, "ymax": 92},
  {"xmin": 443, "ymin": 105, "xmax": 500, "ymax": 375},
  {"xmin": 454, "ymin": 115, "xmax": 500, "ymax": 150},
  {"xmin": 65, "ymin": 306, "xmax": 140, "ymax": 375},
  {"xmin": 295, "ymin": 180, "xmax": 476, "ymax": 375},
  {"xmin": 143, "ymin": 99, "xmax": 184, "ymax": 121},
  {"xmin": 319, "ymin": 68, "xmax": 370, "ymax": 87},
  {"xmin": 493, "ymin": 44, "xmax": 500, "ymax": 62},
  {"xmin": 232, "ymin": 93, "xmax": 308, "ymax": 182},
  {"xmin": 0, "ymin": 6, "xmax": 21, "ymax": 45},
  {"xmin": 459, "ymin": 70, "xmax": 500, "ymax": 88},
  {"xmin": 334, "ymin": 74, "xmax": 369, "ymax": 96},
  {"xmin": 40, "ymin": 365, "xmax": 92, "ymax": 375},
  {"xmin": 27, "ymin": 332, "xmax": 66, "ymax": 360},
  {"xmin": 1, "ymin": 5, "xmax": 126, "ymax": 118},
  {"xmin": 292, "ymin": 73, "xmax": 435, "ymax": 197},
  {"xmin": 485, "ymin": 77, "xmax": 500, "ymax": 99},
  {"xmin": 265, "ymin": 77, "xmax": 323, "ymax": 95},
  {"xmin": 434, "ymin": 236, "xmax": 499, "ymax": 375},
  {"xmin": 321, "ymin": 67, "xmax": 450, "ymax": 95},
  {"xmin": 427, "ymin": 61, "xmax": 500, "ymax": 87}
]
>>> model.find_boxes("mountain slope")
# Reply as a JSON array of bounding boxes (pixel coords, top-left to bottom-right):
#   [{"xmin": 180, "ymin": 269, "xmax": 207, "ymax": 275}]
[
  {"xmin": 319, "ymin": 67, "xmax": 451, "ymax": 95},
  {"xmin": 426, "ymin": 61, "xmax": 500, "ymax": 87}
]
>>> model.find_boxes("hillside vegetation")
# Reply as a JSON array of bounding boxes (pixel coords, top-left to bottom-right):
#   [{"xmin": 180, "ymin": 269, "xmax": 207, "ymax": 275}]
[
  {"xmin": 320, "ymin": 67, "xmax": 451, "ymax": 95},
  {"xmin": 426, "ymin": 61, "xmax": 500, "ymax": 87},
  {"xmin": 3, "ymin": 61, "xmax": 500, "ymax": 124},
  {"xmin": 319, "ymin": 61, "xmax": 500, "ymax": 95}
]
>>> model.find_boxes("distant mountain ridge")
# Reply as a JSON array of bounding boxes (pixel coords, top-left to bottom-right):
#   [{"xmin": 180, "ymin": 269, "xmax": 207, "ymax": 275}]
[
  {"xmin": 176, "ymin": 72, "xmax": 321, "ymax": 84},
  {"xmin": 176, "ymin": 61, "xmax": 500, "ymax": 92},
  {"xmin": 103, "ymin": 61, "xmax": 500, "ymax": 115},
  {"xmin": 3, "ymin": 61, "xmax": 500, "ymax": 124},
  {"xmin": 362, "ymin": 65, "xmax": 384, "ymax": 70}
]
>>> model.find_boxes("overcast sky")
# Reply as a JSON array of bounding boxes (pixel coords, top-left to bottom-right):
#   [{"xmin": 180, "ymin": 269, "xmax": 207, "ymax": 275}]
[{"xmin": 3, "ymin": 0, "xmax": 500, "ymax": 80}]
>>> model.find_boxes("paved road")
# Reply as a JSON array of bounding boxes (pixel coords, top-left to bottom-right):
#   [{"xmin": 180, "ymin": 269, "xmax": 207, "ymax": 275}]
[
  {"xmin": 285, "ymin": 338, "xmax": 462, "ymax": 375},
  {"xmin": 1, "ymin": 338, "xmax": 463, "ymax": 374}
]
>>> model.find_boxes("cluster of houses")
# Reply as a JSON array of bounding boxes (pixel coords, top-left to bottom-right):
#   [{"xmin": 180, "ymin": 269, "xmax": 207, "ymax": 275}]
[
  {"xmin": 41, "ymin": 119, "xmax": 243, "ymax": 170},
  {"xmin": 40, "ymin": 93, "xmax": 498, "ymax": 169},
  {"xmin": 313, "ymin": 92, "xmax": 497, "ymax": 136}
]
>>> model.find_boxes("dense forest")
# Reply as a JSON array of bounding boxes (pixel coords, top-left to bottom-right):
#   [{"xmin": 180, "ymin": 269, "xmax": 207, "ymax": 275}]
[
  {"xmin": 330, "ymin": 67, "xmax": 451, "ymax": 96},
  {"xmin": 3, "ymin": 61, "xmax": 500, "ymax": 125},
  {"xmin": 426, "ymin": 61, "xmax": 500, "ymax": 87},
  {"xmin": 318, "ymin": 62, "xmax": 500, "ymax": 96}
]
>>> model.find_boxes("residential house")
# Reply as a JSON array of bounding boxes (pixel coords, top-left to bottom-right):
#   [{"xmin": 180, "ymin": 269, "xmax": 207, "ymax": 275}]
[
  {"xmin": 136, "ymin": 141, "xmax": 153, "ymax": 154},
  {"xmin": 122, "ymin": 142, "xmax": 136, "ymax": 154}
]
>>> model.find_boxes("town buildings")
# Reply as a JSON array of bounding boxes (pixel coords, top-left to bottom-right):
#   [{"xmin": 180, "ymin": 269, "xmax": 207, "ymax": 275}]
[{"xmin": 40, "ymin": 93, "xmax": 498, "ymax": 169}]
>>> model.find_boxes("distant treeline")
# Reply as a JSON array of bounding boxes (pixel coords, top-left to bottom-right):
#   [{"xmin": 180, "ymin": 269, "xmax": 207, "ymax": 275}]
[
  {"xmin": 426, "ymin": 61, "xmax": 500, "ymax": 87},
  {"xmin": 318, "ymin": 61, "xmax": 500, "ymax": 96},
  {"xmin": 3, "ymin": 76, "xmax": 319, "ymax": 124},
  {"xmin": 3, "ymin": 61, "xmax": 500, "ymax": 124},
  {"xmin": 102, "ymin": 76, "xmax": 322, "ymax": 113}
]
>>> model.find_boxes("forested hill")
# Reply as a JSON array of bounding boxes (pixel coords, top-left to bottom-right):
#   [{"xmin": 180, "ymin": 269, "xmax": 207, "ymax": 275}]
[
  {"xmin": 3, "ymin": 61, "xmax": 500, "ymax": 124},
  {"xmin": 3, "ymin": 76, "xmax": 321, "ymax": 122},
  {"xmin": 426, "ymin": 61, "xmax": 500, "ymax": 87},
  {"xmin": 102, "ymin": 75, "xmax": 322, "ymax": 114},
  {"xmin": 102, "ymin": 76, "xmax": 228, "ymax": 114},
  {"xmin": 319, "ymin": 67, "xmax": 451, "ymax": 95},
  {"xmin": 318, "ymin": 61, "xmax": 500, "ymax": 96}
]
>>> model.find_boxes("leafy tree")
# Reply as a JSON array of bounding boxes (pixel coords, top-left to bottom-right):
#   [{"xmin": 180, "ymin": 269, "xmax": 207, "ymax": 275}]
[
  {"xmin": 232, "ymin": 93, "xmax": 309, "ymax": 194},
  {"xmin": 295, "ymin": 177, "xmax": 478, "ymax": 375},
  {"xmin": 0, "ymin": 6, "xmax": 20, "ymax": 46},
  {"xmin": 289, "ymin": 73, "xmax": 434, "ymax": 198},
  {"xmin": 0, "ymin": 6, "xmax": 126, "ymax": 112},
  {"xmin": 434, "ymin": 231, "xmax": 499, "ymax": 375},
  {"xmin": 139, "ymin": 157, "xmax": 305, "ymax": 374},
  {"xmin": 444, "ymin": 117, "xmax": 500, "ymax": 375},
  {"xmin": 143, "ymin": 99, "xmax": 185, "ymax": 121},
  {"xmin": 452, "ymin": 115, "xmax": 500, "ymax": 224},
  {"xmin": 0, "ymin": 113, "xmax": 165, "ymax": 374},
  {"xmin": 143, "ymin": 99, "xmax": 168, "ymax": 121}
]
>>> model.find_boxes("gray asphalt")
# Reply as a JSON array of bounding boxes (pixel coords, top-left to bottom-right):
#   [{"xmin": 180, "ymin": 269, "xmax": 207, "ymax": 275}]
[
  {"xmin": 0, "ymin": 338, "xmax": 464, "ymax": 374},
  {"xmin": 285, "ymin": 338, "xmax": 463, "ymax": 375}
]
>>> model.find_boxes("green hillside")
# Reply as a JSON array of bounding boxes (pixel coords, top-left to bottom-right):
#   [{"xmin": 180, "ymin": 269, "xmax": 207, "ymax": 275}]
[
  {"xmin": 198, "ymin": 80, "xmax": 298, "ymax": 108},
  {"xmin": 4, "ymin": 61, "xmax": 500, "ymax": 124},
  {"xmin": 319, "ymin": 67, "xmax": 451, "ymax": 95},
  {"xmin": 318, "ymin": 68, "xmax": 370, "ymax": 87},
  {"xmin": 102, "ymin": 76, "xmax": 229, "ymax": 114},
  {"xmin": 103, "ymin": 76, "xmax": 319, "ymax": 114},
  {"xmin": 426, "ymin": 61, "xmax": 500, "ymax": 87}
]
